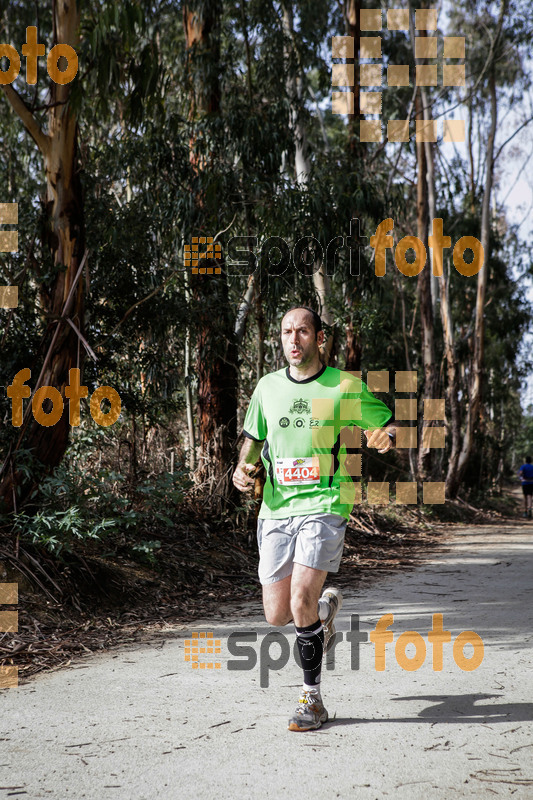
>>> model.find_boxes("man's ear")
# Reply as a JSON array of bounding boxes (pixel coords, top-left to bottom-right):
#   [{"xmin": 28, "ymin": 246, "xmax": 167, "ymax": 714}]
[{"xmin": 317, "ymin": 329, "xmax": 325, "ymax": 346}]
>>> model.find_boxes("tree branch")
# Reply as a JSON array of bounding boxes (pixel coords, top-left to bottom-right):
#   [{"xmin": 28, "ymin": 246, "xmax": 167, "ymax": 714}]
[
  {"xmin": 1, "ymin": 84, "xmax": 50, "ymax": 156},
  {"xmin": 494, "ymin": 115, "xmax": 533, "ymax": 163}
]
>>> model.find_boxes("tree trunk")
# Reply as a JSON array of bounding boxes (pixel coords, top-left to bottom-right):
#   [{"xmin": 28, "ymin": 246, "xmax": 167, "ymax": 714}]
[
  {"xmin": 415, "ymin": 88, "xmax": 437, "ymax": 480},
  {"xmin": 450, "ymin": 66, "xmax": 497, "ymax": 495},
  {"xmin": 440, "ymin": 258, "xmax": 462, "ymax": 496},
  {"xmin": 344, "ymin": 0, "xmax": 361, "ymax": 152},
  {"xmin": 183, "ymin": 1, "xmax": 239, "ymax": 506},
  {"xmin": 0, "ymin": 0, "xmax": 85, "ymax": 511},
  {"xmin": 184, "ymin": 268, "xmax": 196, "ymax": 471},
  {"xmin": 421, "ymin": 89, "xmax": 438, "ymax": 317},
  {"xmin": 282, "ymin": 1, "xmax": 335, "ymax": 361}
]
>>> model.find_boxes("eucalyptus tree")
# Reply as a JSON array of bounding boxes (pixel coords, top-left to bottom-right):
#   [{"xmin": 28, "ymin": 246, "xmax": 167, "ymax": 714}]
[{"xmin": 0, "ymin": 0, "xmax": 159, "ymax": 509}]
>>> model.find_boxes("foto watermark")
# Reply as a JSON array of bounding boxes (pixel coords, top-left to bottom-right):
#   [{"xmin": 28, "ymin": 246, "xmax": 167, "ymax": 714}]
[
  {"xmin": 7, "ymin": 368, "xmax": 121, "ymax": 428},
  {"xmin": 0, "ymin": 27, "xmax": 78, "ymax": 86}
]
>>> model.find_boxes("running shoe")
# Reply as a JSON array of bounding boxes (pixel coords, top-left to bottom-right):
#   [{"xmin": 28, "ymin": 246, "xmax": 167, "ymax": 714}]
[
  {"xmin": 288, "ymin": 690, "xmax": 328, "ymax": 732},
  {"xmin": 319, "ymin": 586, "xmax": 343, "ymax": 654}
]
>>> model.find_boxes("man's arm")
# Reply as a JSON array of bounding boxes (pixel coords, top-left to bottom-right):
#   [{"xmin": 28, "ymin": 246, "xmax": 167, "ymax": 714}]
[{"xmin": 232, "ymin": 436, "xmax": 265, "ymax": 492}]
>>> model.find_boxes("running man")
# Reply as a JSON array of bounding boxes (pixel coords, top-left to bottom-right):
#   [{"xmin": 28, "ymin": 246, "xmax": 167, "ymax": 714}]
[
  {"xmin": 232, "ymin": 306, "xmax": 396, "ymax": 731},
  {"xmin": 518, "ymin": 455, "xmax": 533, "ymax": 518}
]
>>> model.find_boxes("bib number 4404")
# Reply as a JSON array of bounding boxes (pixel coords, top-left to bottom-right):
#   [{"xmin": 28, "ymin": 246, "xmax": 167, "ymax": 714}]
[{"xmin": 276, "ymin": 457, "xmax": 320, "ymax": 485}]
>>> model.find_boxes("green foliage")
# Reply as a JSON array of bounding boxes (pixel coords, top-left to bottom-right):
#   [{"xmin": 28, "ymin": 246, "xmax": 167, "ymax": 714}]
[{"xmin": 0, "ymin": 461, "xmax": 190, "ymax": 562}]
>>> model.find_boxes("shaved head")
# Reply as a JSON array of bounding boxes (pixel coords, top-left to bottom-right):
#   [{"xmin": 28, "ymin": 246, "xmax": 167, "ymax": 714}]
[{"xmin": 282, "ymin": 306, "xmax": 322, "ymax": 337}]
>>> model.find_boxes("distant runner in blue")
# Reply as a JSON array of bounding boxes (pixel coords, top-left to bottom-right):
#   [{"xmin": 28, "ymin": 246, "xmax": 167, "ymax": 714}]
[{"xmin": 518, "ymin": 456, "xmax": 533, "ymax": 518}]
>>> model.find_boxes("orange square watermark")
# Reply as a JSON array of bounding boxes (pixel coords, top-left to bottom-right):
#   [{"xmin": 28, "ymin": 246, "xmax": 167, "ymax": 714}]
[
  {"xmin": 185, "ymin": 238, "xmax": 222, "ymax": 275},
  {"xmin": 0, "ymin": 582, "xmax": 19, "ymax": 687},
  {"xmin": 424, "ymin": 399, "xmax": 445, "ymax": 420},
  {"xmin": 368, "ymin": 481, "xmax": 389, "ymax": 505},
  {"xmin": 360, "ymin": 64, "xmax": 382, "ymax": 87},
  {"xmin": 416, "ymin": 65, "xmax": 438, "ymax": 87},
  {"xmin": 0, "ymin": 583, "xmax": 17, "ymax": 603},
  {"xmin": 367, "ymin": 370, "xmax": 389, "ymax": 393},
  {"xmin": 340, "ymin": 480, "xmax": 362, "ymax": 505},
  {"xmin": 0, "ymin": 667, "xmax": 18, "ymax": 688},
  {"xmin": 0, "ymin": 286, "xmax": 18, "ymax": 308},
  {"xmin": 332, "ymin": 36, "xmax": 354, "ymax": 59},
  {"xmin": 387, "ymin": 65, "xmax": 410, "ymax": 86},
  {"xmin": 423, "ymin": 481, "xmax": 445, "ymax": 504},
  {"xmin": 443, "ymin": 65, "xmax": 465, "ymax": 86},
  {"xmin": 443, "ymin": 120, "xmax": 465, "ymax": 143},
  {"xmin": 340, "ymin": 453, "xmax": 362, "ymax": 479},
  {"xmin": 443, "ymin": 37, "xmax": 465, "ymax": 58},
  {"xmin": 415, "ymin": 37, "xmax": 438, "ymax": 59},
  {"xmin": 340, "ymin": 426, "xmax": 362, "ymax": 448},
  {"xmin": 185, "ymin": 631, "xmax": 222, "ymax": 669},
  {"xmin": 360, "ymin": 9, "xmax": 382, "ymax": 30},
  {"xmin": 359, "ymin": 119, "xmax": 381, "ymax": 142},
  {"xmin": 396, "ymin": 427, "xmax": 418, "ymax": 449},
  {"xmin": 332, "ymin": 92, "xmax": 354, "ymax": 115},
  {"xmin": 332, "ymin": 64, "xmax": 354, "ymax": 87},
  {"xmin": 395, "ymin": 482, "xmax": 418, "ymax": 504},
  {"xmin": 360, "ymin": 37, "xmax": 382, "ymax": 59},
  {"xmin": 416, "ymin": 118, "xmax": 438, "ymax": 142},
  {"xmin": 388, "ymin": 120, "xmax": 410, "ymax": 142},
  {"xmin": 415, "ymin": 9, "xmax": 438, "ymax": 30},
  {"xmin": 1, "ymin": 203, "xmax": 19, "ymax": 309},
  {"xmin": 422, "ymin": 426, "xmax": 446, "ymax": 448},
  {"xmin": 387, "ymin": 9, "xmax": 409, "ymax": 30},
  {"xmin": 395, "ymin": 399, "xmax": 417, "ymax": 420},
  {"xmin": 395, "ymin": 371, "xmax": 417, "ymax": 392},
  {"xmin": 360, "ymin": 92, "xmax": 382, "ymax": 114}
]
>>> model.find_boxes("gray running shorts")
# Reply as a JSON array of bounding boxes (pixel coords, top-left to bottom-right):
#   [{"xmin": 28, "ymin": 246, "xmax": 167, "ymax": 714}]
[{"xmin": 256, "ymin": 513, "xmax": 347, "ymax": 585}]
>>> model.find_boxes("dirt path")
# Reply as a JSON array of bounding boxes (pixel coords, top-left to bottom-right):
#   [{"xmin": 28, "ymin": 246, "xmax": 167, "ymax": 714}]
[{"xmin": 1, "ymin": 519, "xmax": 532, "ymax": 799}]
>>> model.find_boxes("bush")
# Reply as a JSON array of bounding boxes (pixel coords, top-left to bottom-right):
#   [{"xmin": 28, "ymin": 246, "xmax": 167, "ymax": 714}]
[{"xmin": 0, "ymin": 458, "xmax": 191, "ymax": 562}]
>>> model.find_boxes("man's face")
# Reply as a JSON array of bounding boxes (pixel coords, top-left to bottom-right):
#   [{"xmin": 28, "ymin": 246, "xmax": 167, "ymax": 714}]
[{"xmin": 281, "ymin": 310, "xmax": 323, "ymax": 367}]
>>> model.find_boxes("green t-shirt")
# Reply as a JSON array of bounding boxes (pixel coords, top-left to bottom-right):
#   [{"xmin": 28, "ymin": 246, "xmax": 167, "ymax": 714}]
[{"xmin": 242, "ymin": 365, "xmax": 392, "ymax": 520}]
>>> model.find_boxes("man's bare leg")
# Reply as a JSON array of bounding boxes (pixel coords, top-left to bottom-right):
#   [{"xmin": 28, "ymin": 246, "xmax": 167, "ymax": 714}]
[
  {"xmin": 290, "ymin": 563, "xmax": 328, "ymax": 627},
  {"xmin": 262, "ymin": 573, "xmax": 293, "ymax": 627},
  {"xmin": 261, "ymin": 563, "xmax": 328, "ymax": 627}
]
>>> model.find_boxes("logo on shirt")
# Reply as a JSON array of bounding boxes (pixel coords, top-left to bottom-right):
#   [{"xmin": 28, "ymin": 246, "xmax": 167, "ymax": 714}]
[
  {"xmin": 293, "ymin": 418, "xmax": 305, "ymax": 428},
  {"xmin": 290, "ymin": 398, "xmax": 311, "ymax": 415},
  {"xmin": 279, "ymin": 417, "xmax": 290, "ymax": 428}
]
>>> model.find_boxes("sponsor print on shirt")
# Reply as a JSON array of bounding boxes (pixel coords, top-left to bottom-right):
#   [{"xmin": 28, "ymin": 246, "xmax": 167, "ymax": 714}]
[{"xmin": 289, "ymin": 398, "xmax": 311, "ymax": 415}]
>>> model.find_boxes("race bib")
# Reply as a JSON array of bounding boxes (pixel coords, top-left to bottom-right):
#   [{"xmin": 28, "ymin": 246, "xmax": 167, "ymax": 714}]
[{"xmin": 275, "ymin": 457, "xmax": 320, "ymax": 486}]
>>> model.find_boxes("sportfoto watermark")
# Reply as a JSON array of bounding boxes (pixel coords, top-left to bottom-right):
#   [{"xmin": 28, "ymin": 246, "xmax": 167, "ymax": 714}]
[
  {"xmin": 186, "ymin": 614, "xmax": 484, "ymax": 687},
  {"xmin": 189, "ymin": 218, "xmax": 483, "ymax": 278}
]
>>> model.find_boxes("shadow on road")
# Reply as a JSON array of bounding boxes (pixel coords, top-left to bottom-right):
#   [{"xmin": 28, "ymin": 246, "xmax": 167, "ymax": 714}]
[{"xmin": 329, "ymin": 693, "xmax": 533, "ymax": 726}]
